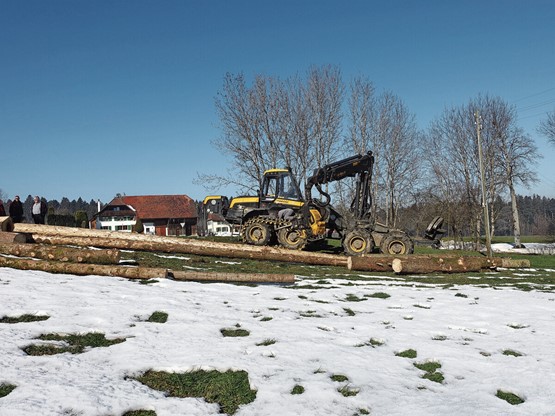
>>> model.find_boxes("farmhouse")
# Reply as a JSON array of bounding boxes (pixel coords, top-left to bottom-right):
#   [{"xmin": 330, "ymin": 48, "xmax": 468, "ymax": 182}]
[{"xmin": 92, "ymin": 195, "xmax": 197, "ymax": 236}]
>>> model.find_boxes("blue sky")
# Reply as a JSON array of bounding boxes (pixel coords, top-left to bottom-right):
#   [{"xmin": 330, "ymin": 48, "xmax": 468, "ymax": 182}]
[{"xmin": 1, "ymin": 0, "xmax": 554, "ymax": 203}]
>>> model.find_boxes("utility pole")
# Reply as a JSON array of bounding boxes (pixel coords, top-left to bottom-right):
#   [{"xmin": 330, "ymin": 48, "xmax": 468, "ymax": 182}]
[{"xmin": 475, "ymin": 111, "xmax": 493, "ymax": 258}]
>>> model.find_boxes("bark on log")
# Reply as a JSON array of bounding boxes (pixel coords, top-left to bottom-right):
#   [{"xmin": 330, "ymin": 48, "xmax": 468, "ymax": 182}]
[
  {"xmin": 0, "ymin": 256, "xmax": 294, "ymax": 283},
  {"xmin": 0, "ymin": 243, "xmax": 120, "ymax": 264},
  {"xmin": 16, "ymin": 224, "xmax": 347, "ymax": 267},
  {"xmin": 347, "ymin": 255, "xmax": 397, "ymax": 272},
  {"xmin": 500, "ymin": 258, "xmax": 531, "ymax": 268},
  {"xmin": 347, "ymin": 255, "xmax": 500, "ymax": 274},
  {"xmin": 390, "ymin": 256, "xmax": 497, "ymax": 274},
  {"xmin": 0, "ymin": 216, "xmax": 14, "ymax": 232},
  {"xmin": 0, "ymin": 232, "xmax": 29, "ymax": 244}
]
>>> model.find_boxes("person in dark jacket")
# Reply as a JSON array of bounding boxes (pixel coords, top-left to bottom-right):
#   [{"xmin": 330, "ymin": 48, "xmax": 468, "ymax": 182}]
[
  {"xmin": 32, "ymin": 196, "xmax": 48, "ymax": 224},
  {"xmin": 9, "ymin": 195, "xmax": 24, "ymax": 223}
]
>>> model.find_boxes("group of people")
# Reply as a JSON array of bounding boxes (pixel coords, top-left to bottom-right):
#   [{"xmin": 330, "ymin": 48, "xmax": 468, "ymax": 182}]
[{"xmin": 0, "ymin": 195, "xmax": 48, "ymax": 224}]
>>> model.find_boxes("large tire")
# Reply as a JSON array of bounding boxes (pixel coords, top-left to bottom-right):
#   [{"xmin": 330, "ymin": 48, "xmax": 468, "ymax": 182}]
[
  {"xmin": 277, "ymin": 228, "xmax": 307, "ymax": 250},
  {"xmin": 243, "ymin": 219, "xmax": 272, "ymax": 246},
  {"xmin": 380, "ymin": 233, "xmax": 414, "ymax": 255},
  {"xmin": 343, "ymin": 230, "xmax": 374, "ymax": 256}
]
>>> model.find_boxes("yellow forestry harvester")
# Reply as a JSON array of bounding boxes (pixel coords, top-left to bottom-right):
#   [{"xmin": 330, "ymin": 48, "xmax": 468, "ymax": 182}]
[{"xmin": 202, "ymin": 152, "xmax": 444, "ymax": 255}]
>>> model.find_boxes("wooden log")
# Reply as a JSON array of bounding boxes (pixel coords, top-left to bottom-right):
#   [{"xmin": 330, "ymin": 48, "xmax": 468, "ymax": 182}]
[
  {"xmin": 0, "ymin": 256, "xmax": 294, "ymax": 283},
  {"xmin": 0, "ymin": 232, "xmax": 28, "ymax": 244},
  {"xmin": 348, "ymin": 254, "xmax": 519, "ymax": 274},
  {"xmin": 0, "ymin": 243, "xmax": 120, "ymax": 264},
  {"xmin": 500, "ymin": 258, "xmax": 531, "ymax": 268},
  {"xmin": 391, "ymin": 256, "xmax": 497, "ymax": 274},
  {"xmin": 16, "ymin": 224, "xmax": 347, "ymax": 267},
  {"xmin": 0, "ymin": 216, "xmax": 14, "ymax": 232},
  {"xmin": 347, "ymin": 255, "xmax": 397, "ymax": 272}
]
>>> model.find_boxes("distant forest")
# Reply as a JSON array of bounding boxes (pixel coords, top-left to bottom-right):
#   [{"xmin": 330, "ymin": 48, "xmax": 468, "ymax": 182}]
[{"xmin": 3, "ymin": 193, "xmax": 553, "ymax": 238}]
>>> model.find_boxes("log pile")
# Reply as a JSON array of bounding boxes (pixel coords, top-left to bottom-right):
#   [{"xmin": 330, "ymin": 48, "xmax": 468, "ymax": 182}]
[{"xmin": 5, "ymin": 223, "xmax": 531, "ymax": 277}]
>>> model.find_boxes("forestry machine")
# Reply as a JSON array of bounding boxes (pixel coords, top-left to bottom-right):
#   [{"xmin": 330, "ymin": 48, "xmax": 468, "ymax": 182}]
[{"xmin": 202, "ymin": 152, "xmax": 444, "ymax": 256}]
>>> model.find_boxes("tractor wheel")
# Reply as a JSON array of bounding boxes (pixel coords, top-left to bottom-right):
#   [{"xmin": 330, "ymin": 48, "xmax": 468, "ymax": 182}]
[
  {"xmin": 380, "ymin": 233, "xmax": 414, "ymax": 255},
  {"xmin": 277, "ymin": 228, "xmax": 307, "ymax": 250},
  {"xmin": 343, "ymin": 230, "xmax": 374, "ymax": 256},
  {"xmin": 243, "ymin": 220, "xmax": 272, "ymax": 246}
]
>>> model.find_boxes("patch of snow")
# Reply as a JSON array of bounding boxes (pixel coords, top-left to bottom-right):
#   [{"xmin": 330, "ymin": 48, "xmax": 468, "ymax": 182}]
[{"xmin": 0, "ymin": 269, "xmax": 554, "ymax": 415}]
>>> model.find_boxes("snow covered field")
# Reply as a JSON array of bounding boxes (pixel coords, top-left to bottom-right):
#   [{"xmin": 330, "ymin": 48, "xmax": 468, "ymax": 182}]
[{"xmin": 1, "ymin": 267, "xmax": 555, "ymax": 416}]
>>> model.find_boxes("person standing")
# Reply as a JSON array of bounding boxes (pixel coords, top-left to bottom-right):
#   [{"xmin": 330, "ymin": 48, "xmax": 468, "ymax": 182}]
[
  {"xmin": 32, "ymin": 196, "xmax": 48, "ymax": 224},
  {"xmin": 9, "ymin": 195, "xmax": 24, "ymax": 223}
]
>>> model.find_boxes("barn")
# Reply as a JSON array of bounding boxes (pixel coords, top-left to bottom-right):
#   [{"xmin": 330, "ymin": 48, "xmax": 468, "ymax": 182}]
[{"xmin": 92, "ymin": 195, "xmax": 197, "ymax": 236}]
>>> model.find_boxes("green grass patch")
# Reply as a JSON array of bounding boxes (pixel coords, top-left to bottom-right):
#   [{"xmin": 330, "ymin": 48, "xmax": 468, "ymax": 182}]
[
  {"xmin": 120, "ymin": 246, "xmax": 555, "ymax": 291},
  {"xmin": 344, "ymin": 294, "xmax": 366, "ymax": 302},
  {"xmin": 337, "ymin": 385, "xmax": 359, "ymax": 397},
  {"xmin": 146, "ymin": 311, "xmax": 168, "ymax": 323},
  {"xmin": 343, "ymin": 307, "xmax": 356, "ymax": 316},
  {"xmin": 422, "ymin": 371, "xmax": 445, "ymax": 383},
  {"xmin": 0, "ymin": 314, "xmax": 50, "ymax": 324},
  {"xmin": 220, "ymin": 328, "xmax": 250, "ymax": 337},
  {"xmin": 255, "ymin": 338, "xmax": 276, "ymax": 346},
  {"xmin": 134, "ymin": 369, "xmax": 257, "ymax": 415},
  {"xmin": 299, "ymin": 310, "xmax": 323, "ymax": 318},
  {"xmin": 365, "ymin": 292, "xmax": 391, "ymax": 299},
  {"xmin": 138, "ymin": 279, "xmax": 159, "ymax": 285},
  {"xmin": 260, "ymin": 316, "xmax": 273, "ymax": 322},
  {"xmin": 496, "ymin": 389, "xmax": 525, "ymax": 405},
  {"xmin": 23, "ymin": 332, "xmax": 126, "ymax": 356},
  {"xmin": 414, "ymin": 361, "xmax": 442, "ymax": 373},
  {"xmin": 396, "ymin": 349, "xmax": 417, "ymax": 358},
  {"xmin": 503, "ymin": 349, "xmax": 523, "ymax": 357},
  {"xmin": 357, "ymin": 338, "xmax": 385, "ymax": 347},
  {"xmin": 330, "ymin": 374, "xmax": 349, "ymax": 382},
  {"xmin": 0, "ymin": 383, "xmax": 16, "ymax": 398},
  {"xmin": 291, "ymin": 384, "xmax": 305, "ymax": 395},
  {"xmin": 414, "ymin": 361, "xmax": 443, "ymax": 384},
  {"xmin": 122, "ymin": 410, "xmax": 157, "ymax": 416}
]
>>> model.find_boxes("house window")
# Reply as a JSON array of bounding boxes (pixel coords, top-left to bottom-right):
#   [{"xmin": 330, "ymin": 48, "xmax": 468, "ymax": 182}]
[{"xmin": 116, "ymin": 225, "xmax": 132, "ymax": 231}]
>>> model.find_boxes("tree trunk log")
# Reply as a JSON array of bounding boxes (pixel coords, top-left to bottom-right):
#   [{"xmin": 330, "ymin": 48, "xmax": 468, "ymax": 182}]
[
  {"xmin": 347, "ymin": 255, "xmax": 398, "ymax": 272},
  {"xmin": 0, "ymin": 256, "xmax": 294, "ymax": 283},
  {"xmin": 390, "ymin": 256, "xmax": 497, "ymax": 274},
  {"xmin": 0, "ymin": 216, "xmax": 14, "ymax": 232},
  {"xmin": 15, "ymin": 224, "xmax": 347, "ymax": 267},
  {"xmin": 0, "ymin": 243, "xmax": 120, "ymax": 264},
  {"xmin": 348, "ymin": 254, "xmax": 499, "ymax": 274},
  {"xmin": 500, "ymin": 258, "xmax": 531, "ymax": 268},
  {"xmin": 0, "ymin": 232, "xmax": 28, "ymax": 244}
]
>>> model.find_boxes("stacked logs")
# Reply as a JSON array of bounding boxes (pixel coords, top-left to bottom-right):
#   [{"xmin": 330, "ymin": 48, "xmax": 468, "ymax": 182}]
[{"xmin": 3, "ymin": 222, "xmax": 530, "ymax": 278}]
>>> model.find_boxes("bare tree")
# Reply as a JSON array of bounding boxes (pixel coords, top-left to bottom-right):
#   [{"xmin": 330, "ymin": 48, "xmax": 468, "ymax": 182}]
[
  {"xmin": 200, "ymin": 66, "xmax": 344, "ymax": 195},
  {"xmin": 485, "ymin": 97, "xmax": 539, "ymax": 247},
  {"xmin": 426, "ymin": 95, "xmax": 539, "ymax": 247},
  {"xmin": 426, "ymin": 105, "xmax": 482, "ymax": 247},
  {"xmin": 538, "ymin": 109, "xmax": 555, "ymax": 146},
  {"xmin": 306, "ymin": 65, "xmax": 344, "ymax": 170},
  {"xmin": 373, "ymin": 92, "xmax": 421, "ymax": 227}
]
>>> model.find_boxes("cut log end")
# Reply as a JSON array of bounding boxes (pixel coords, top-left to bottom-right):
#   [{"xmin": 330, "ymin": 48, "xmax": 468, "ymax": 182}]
[{"xmin": 0, "ymin": 216, "xmax": 14, "ymax": 232}]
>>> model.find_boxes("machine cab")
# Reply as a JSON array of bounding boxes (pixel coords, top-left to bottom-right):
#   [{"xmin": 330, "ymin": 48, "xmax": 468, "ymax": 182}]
[{"xmin": 260, "ymin": 169, "xmax": 304, "ymax": 204}]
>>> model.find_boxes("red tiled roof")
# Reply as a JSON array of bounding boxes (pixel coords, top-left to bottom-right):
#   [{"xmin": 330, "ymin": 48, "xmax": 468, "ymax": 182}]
[{"xmin": 106, "ymin": 195, "xmax": 197, "ymax": 220}]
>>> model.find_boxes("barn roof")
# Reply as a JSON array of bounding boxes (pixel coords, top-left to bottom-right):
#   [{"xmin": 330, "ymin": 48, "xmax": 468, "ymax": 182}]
[{"xmin": 106, "ymin": 195, "xmax": 197, "ymax": 219}]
